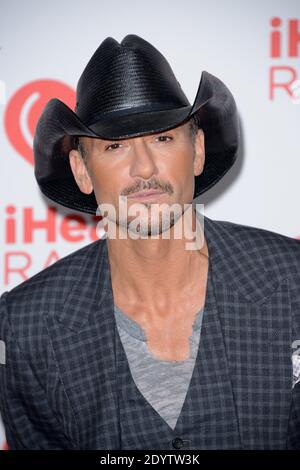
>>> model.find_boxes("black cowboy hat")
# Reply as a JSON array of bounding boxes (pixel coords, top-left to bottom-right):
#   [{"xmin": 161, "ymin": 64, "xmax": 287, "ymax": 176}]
[{"xmin": 33, "ymin": 34, "xmax": 240, "ymax": 215}]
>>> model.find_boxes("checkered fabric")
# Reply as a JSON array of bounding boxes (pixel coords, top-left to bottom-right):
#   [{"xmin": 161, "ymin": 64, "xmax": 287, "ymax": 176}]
[
  {"xmin": 1, "ymin": 215, "xmax": 300, "ymax": 449},
  {"xmin": 292, "ymin": 354, "xmax": 300, "ymax": 388}
]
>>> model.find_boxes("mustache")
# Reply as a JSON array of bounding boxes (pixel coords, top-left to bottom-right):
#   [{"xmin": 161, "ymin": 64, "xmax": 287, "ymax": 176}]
[{"xmin": 121, "ymin": 179, "xmax": 174, "ymax": 196}]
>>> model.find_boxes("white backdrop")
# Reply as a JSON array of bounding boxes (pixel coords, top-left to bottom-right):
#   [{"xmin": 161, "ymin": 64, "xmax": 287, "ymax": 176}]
[{"xmin": 0, "ymin": 0, "xmax": 299, "ymax": 449}]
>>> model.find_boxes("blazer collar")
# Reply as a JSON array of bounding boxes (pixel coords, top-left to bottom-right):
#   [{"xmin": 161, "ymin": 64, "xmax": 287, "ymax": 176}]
[
  {"xmin": 58, "ymin": 213, "xmax": 285, "ymax": 332},
  {"xmin": 203, "ymin": 215, "xmax": 285, "ymax": 303}
]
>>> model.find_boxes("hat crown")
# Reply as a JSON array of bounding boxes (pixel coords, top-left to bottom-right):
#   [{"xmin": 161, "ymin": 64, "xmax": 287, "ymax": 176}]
[
  {"xmin": 33, "ymin": 33, "xmax": 240, "ymax": 215},
  {"xmin": 75, "ymin": 34, "xmax": 191, "ymax": 125}
]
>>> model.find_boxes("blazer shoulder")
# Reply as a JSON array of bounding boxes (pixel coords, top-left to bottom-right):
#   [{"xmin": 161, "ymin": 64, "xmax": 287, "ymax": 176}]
[
  {"xmin": 6, "ymin": 239, "xmax": 101, "ymax": 296},
  {"xmin": 213, "ymin": 218, "xmax": 300, "ymax": 276},
  {"xmin": 0, "ymin": 239, "xmax": 103, "ymax": 339}
]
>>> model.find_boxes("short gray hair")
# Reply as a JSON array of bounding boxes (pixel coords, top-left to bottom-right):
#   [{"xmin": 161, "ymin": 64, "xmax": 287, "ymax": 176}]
[
  {"xmin": 188, "ymin": 113, "xmax": 201, "ymax": 142},
  {"xmin": 69, "ymin": 135, "xmax": 87, "ymax": 164}
]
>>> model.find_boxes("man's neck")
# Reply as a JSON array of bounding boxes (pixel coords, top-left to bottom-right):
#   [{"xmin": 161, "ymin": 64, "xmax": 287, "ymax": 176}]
[{"xmin": 106, "ymin": 207, "xmax": 208, "ymax": 312}]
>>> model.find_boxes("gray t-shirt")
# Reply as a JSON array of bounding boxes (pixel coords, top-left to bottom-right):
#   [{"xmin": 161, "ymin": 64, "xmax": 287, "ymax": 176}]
[{"xmin": 114, "ymin": 304, "xmax": 204, "ymax": 430}]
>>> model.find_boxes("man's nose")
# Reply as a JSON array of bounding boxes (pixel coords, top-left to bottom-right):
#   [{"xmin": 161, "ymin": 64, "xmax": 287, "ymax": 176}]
[{"xmin": 129, "ymin": 139, "xmax": 159, "ymax": 179}]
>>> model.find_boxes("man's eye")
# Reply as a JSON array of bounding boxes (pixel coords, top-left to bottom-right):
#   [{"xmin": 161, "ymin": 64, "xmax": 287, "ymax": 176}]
[
  {"xmin": 105, "ymin": 143, "xmax": 122, "ymax": 151},
  {"xmin": 156, "ymin": 135, "xmax": 173, "ymax": 142},
  {"xmin": 104, "ymin": 135, "xmax": 172, "ymax": 151}
]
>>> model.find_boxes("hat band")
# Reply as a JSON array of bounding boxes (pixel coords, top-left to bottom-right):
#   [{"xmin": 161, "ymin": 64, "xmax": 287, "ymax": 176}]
[{"xmin": 85, "ymin": 102, "xmax": 190, "ymax": 127}]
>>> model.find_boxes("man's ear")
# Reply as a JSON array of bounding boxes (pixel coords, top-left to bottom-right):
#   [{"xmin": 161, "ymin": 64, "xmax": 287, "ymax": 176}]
[
  {"xmin": 69, "ymin": 149, "xmax": 94, "ymax": 194},
  {"xmin": 193, "ymin": 129, "xmax": 205, "ymax": 177}
]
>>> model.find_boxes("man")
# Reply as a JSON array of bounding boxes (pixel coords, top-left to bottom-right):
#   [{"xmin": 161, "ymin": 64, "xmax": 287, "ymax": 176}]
[{"xmin": 0, "ymin": 34, "xmax": 300, "ymax": 450}]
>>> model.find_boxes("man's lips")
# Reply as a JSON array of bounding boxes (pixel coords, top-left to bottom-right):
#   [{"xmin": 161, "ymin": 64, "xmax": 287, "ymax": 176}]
[{"xmin": 127, "ymin": 190, "xmax": 166, "ymax": 199}]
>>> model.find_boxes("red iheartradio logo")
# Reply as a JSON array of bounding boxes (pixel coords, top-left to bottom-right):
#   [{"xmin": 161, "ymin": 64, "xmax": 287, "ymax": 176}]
[{"xmin": 4, "ymin": 80, "xmax": 75, "ymax": 166}]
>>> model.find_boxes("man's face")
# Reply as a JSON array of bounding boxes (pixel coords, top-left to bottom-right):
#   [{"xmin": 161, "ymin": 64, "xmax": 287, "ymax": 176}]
[{"xmin": 69, "ymin": 121, "xmax": 205, "ymax": 236}]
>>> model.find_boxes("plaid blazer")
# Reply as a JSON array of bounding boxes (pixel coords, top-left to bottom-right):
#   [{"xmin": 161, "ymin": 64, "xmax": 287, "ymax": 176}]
[{"xmin": 1, "ymin": 215, "xmax": 300, "ymax": 450}]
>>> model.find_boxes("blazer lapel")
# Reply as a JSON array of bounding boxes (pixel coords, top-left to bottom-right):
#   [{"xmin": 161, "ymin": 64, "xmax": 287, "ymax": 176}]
[
  {"xmin": 203, "ymin": 215, "xmax": 293, "ymax": 449},
  {"xmin": 46, "ymin": 238, "xmax": 121, "ymax": 449}
]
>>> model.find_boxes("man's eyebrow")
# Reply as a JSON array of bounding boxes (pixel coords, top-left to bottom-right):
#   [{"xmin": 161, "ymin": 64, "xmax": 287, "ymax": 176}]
[
  {"xmin": 95, "ymin": 129, "xmax": 178, "ymax": 147},
  {"xmin": 95, "ymin": 138, "xmax": 117, "ymax": 146}
]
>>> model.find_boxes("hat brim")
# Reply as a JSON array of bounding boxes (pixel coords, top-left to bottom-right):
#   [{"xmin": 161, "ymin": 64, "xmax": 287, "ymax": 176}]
[{"xmin": 33, "ymin": 71, "xmax": 240, "ymax": 215}]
